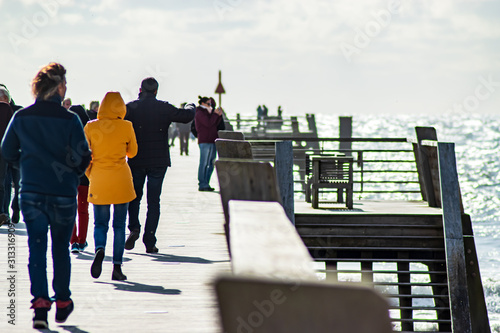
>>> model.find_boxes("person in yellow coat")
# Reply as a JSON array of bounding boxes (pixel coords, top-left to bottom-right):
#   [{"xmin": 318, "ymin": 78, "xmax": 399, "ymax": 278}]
[{"xmin": 84, "ymin": 92, "xmax": 138, "ymax": 281}]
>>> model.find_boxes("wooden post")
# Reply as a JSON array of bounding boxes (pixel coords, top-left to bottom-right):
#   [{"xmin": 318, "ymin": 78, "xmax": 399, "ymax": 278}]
[
  {"xmin": 339, "ymin": 116, "xmax": 352, "ymax": 156},
  {"xmin": 415, "ymin": 127, "xmax": 439, "ymax": 207},
  {"xmin": 438, "ymin": 142, "xmax": 472, "ymax": 332},
  {"xmin": 275, "ymin": 140, "xmax": 295, "ymax": 224},
  {"xmin": 462, "ymin": 215, "xmax": 491, "ymax": 332},
  {"xmin": 236, "ymin": 113, "xmax": 241, "ymax": 130},
  {"xmin": 291, "ymin": 116, "xmax": 299, "ymax": 134}
]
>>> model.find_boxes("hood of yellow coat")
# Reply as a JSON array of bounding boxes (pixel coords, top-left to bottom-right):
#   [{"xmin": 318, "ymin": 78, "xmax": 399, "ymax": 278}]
[{"xmin": 97, "ymin": 92, "xmax": 126, "ymax": 120}]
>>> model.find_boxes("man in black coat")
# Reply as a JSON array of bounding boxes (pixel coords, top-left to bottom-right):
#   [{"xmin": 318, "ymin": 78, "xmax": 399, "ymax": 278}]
[
  {"xmin": 124, "ymin": 77, "xmax": 195, "ymax": 253},
  {"xmin": 0, "ymin": 87, "xmax": 13, "ymax": 226},
  {"xmin": 0, "ymin": 84, "xmax": 22, "ymax": 224}
]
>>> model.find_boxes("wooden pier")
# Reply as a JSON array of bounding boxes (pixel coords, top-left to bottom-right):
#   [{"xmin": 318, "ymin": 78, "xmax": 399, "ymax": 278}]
[
  {"xmin": 215, "ymin": 125, "xmax": 490, "ymax": 332},
  {"xmin": 0, "ymin": 121, "xmax": 491, "ymax": 332}
]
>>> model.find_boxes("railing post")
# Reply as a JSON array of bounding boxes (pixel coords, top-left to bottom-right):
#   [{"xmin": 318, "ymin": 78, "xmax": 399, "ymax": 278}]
[
  {"xmin": 415, "ymin": 127, "xmax": 439, "ymax": 207},
  {"xmin": 339, "ymin": 116, "xmax": 352, "ymax": 156},
  {"xmin": 275, "ymin": 140, "xmax": 295, "ymax": 224},
  {"xmin": 438, "ymin": 142, "xmax": 472, "ymax": 332}
]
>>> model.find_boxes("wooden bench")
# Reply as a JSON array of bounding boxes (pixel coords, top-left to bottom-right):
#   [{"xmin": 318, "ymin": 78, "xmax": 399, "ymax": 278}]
[
  {"xmin": 308, "ymin": 155, "xmax": 354, "ymax": 209},
  {"xmin": 215, "ymin": 200, "xmax": 393, "ymax": 333}
]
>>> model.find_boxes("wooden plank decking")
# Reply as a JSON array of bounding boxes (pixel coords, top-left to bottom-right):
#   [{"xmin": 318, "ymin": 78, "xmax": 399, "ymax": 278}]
[{"xmin": 0, "ymin": 143, "xmax": 231, "ymax": 332}]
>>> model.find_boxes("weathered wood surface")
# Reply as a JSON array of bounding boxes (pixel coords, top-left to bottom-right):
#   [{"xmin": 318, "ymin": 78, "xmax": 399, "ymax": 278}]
[
  {"xmin": 0, "ymin": 147, "xmax": 230, "ymax": 332},
  {"xmin": 215, "ymin": 276, "xmax": 393, "ymax": 333},
  {"xmin": 215, "ymin": 160, "xmax": 281, "ymax": 224},
  {"xmin": 339, "ymin": 116, "xmax": 352, "ymax": 154},
  {"xmin": 228, "ymin": 200, "xmax": 315, "ymax": 280},
  {"xmin": 217, "ymin": 130, "xmax": 245, "ymax": 140},
  {"xmin": 215, "ymin": 138, "xmax": 253, "ymax": 159},
  {"xmin": 415, "ymin": 127, "xmax": 439, "ymax": 207},
  {"xmin": 438, "ymin": 142, "xmax": 473, "ymax": 332},
  {"xmin": 274, "ymin": 141, "xmax": 295, "ymax": 224},
  {"xmin": 222, "ymin": 199, "xmax": 392, "ymax": 333}
]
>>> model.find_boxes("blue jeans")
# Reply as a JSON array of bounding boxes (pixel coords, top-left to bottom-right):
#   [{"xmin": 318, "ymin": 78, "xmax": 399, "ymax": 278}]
[
  {"xmin": 128, "ymin": 166, "xmax": 167, "ymax": 248},
  {"xmin": 20, "ymin": 192, "xmax": 76, "ymax": 303},
  {"xmin": 93, "ymin": 203, "xmax": 129, "ymax": 264},
  {"xmin": 198, "ymin": 143, "xmax": 217, "ymax": 189}
]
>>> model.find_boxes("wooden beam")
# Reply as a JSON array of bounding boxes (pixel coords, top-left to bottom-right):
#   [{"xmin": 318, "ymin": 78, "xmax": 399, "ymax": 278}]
[
  {"xmin": 215, "ymin": 275, "xmax": 393, "ymax": 333},
  {"xmin": 415, "ymin": 126, "xmax": 438, "ymax": 207},
  {"xmin": 438, "ymin": 142, "xmax": 472, "ymax": 332},
  {"xmin": 275, "ymin": 141, "xmax": 295, "ymax": 224}
]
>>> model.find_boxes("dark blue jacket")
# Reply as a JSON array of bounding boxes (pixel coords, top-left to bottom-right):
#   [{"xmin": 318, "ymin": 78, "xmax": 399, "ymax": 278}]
[
  {"xmin": 125, "ymin": 92, "xmax": 195, "ymax": 168},
  {"xmin": 1, "ymin": 96, "xmax": 91, "ymax": 197}
]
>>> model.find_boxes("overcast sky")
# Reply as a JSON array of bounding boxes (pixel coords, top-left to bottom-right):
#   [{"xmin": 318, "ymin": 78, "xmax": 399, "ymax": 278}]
[{"xmin": 1, "ymin": 0, "xmax": 499, "ymax": 117}]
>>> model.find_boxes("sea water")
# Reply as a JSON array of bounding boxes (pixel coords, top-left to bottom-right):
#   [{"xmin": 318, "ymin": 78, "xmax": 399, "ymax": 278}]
[{"xmin": 312, "ymin": 112, "xmax": 500, "ymax": 331}]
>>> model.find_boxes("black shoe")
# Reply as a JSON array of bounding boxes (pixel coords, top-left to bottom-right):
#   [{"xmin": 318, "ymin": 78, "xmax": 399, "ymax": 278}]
[
  {"xmin": 55, "ymin": 299, "xmax": 74, "ymax": 323},
  {"xmin": 91, "ymin": 249, "xmax": 105, "ymax": 279},
  {"xmin": 146, "ymin": 246, "xmax": 159, "ymax": 254},
  {"xmin": 71, "ymin": 243, "xmax": 80, "ymax": 254},
  {"xmin": 31, "ymin": 298, "xmax": 51, "ymax": 329},
  {"xmin": 198, "ymin": 187, "xmax": 215, "ymax": 192},
  {"xmin": 112, "ymin": 264, "xmax": 127, "ymax": 281},
  {"xmin": 33, "ymin": 308, "xmax": 49, "ymax": 329},
  {"xmin": 78, "ymin": 241, "xmax": 88, "ymax": 252},
  {"xmin": 0, "ymin": 213, "xmax": 9, "ymax": 227},
  {"xmin": 124, "ymin": 230, "xmax": 140, "ymax": 250}
]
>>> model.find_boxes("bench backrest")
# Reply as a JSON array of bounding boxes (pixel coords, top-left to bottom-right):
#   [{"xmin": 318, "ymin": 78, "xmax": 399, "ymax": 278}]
[
  {"xmin": 215, "ymin": 138, "xmax": 253, "ymax": 159},
  {"xmin": 218, "ymin": 130, "xmax": 245, "ymax": 140},
  {"xmin": 314, "ymin": 156, "xmax": 353, "ymax": 183},
  {"xmin": 215, "ymin": 160, "xmax": 281, "ymax": 224}
]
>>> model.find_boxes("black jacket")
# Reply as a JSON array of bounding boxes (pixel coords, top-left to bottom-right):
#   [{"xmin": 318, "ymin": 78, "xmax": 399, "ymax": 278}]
[
  {"xmin": 125, "ymin": 92, "xmax": 195, "ymax": 168},
  {"xmin": 69, "ymin": 105, "xmax": 90, "ymax": 186}
]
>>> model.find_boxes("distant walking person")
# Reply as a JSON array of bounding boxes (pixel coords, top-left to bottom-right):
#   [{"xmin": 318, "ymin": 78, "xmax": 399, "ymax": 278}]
[
  {"xmin": 87, "ymin": 100, "xmax": 99, "ymax": 120},
  {"xmin": 84, "ymin": 92, "xmax": 137, "ymax": 280},
  {"xmin": 177, "ymin": 103, "xmax": 192, "ymax": 156},
  {"xmin": 68, "ymin": 105, "xmax": 91, "ymax": 253},
  {"xmin": 0, "ymin": 84, "xmax": 22, "ymax": 224},
  {"xmin": 0, "ymin": 87, "xmax": 13, "ymax": 226},
  {"xmin": 124, "ymin": 77, "xmax": 195, "ymax": 253},
  {"xmin": 1, "ymin": 63, "xmax": 91, "ymax": 329},
  {"xmin": 195, "ymin": 96, "xmax": 223, "ymax": 191}
]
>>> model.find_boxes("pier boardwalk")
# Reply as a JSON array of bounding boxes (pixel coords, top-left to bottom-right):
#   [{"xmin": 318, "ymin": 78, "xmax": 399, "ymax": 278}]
[{"xmin": 0, "ymin": 145, "xmax": 231, "ymax": 332}]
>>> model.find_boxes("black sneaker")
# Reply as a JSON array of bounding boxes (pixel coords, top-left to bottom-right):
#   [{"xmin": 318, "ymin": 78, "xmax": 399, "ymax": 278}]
[
  {"xmin": 146, "ymin": 246, "xmax": 159, "ymax": 254},
  {"xmin": 112, "ymin": 264, "xmax": 127, "ymax": 281},
  {"xmin": 31, "ymin": 298, "xmax": 52, "ymax": 329},
  {"xmin": 91, "ymin": 248, "xmax": 105, "ymax": 278},
  {"xmin": 33, "ymin": 308, "xmax": 49, "ymax": 329},
  {"xmin": 124, "ymin": 230, "xmax": 140, "ymax": 250},
  {"xmin": 0, "ymin": 213, "xmax": 9, "ymax": 227},
  {"xmin": 71, "ymin": 243, "xmax": 80, "ymax": 253},
  {"xmin": 78, "ymin": 241, "xmax": 88, "ymax": 252},
  {"xmin": 55, "ymin": 299, "xmax": 74, "ymax": 323}
]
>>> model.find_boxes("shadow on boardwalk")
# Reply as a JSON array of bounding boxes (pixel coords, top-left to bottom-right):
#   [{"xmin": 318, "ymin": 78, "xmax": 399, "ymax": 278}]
[{"xmin": 95, "ymin": 281, "xmax": 181, "ymax": 295}]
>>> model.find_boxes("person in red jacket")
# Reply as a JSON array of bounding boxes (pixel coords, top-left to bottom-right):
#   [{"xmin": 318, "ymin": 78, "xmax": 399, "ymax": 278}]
[{"xmin": 194, "ymin": 96, "xmax": 222, "ymax": 191}]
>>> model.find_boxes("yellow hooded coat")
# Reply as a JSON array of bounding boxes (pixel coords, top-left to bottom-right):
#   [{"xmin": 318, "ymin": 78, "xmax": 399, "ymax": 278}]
[{"xmin": 84, "ymin": 92, "xmax": 138, "ymax": 204}]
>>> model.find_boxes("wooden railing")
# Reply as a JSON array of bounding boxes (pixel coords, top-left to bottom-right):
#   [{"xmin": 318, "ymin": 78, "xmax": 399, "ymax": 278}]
[{"xmin": 247, "ymin": 137, "xmax": 421, "ymax": 200}]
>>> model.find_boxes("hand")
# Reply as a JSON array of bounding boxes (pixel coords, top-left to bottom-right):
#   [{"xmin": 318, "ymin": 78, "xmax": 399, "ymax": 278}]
[{"xmin": 214, "ymin": 107, "xmax": 223, "ymax": 116}]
